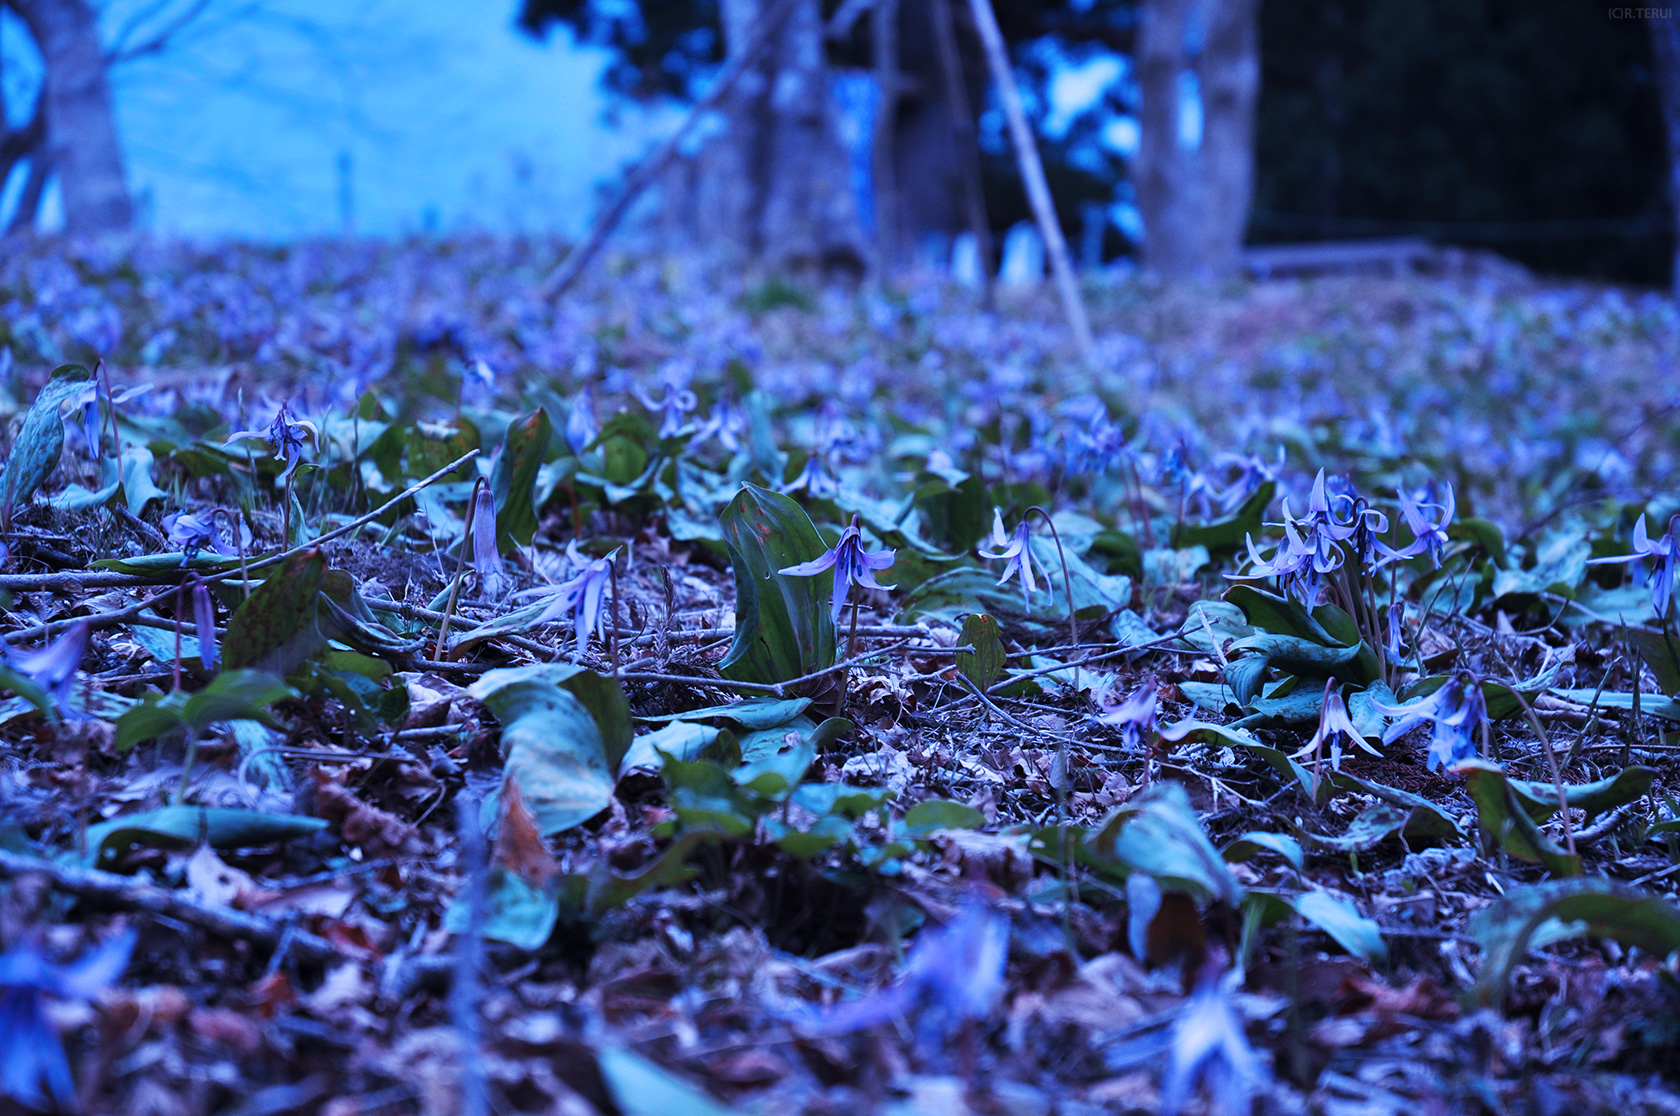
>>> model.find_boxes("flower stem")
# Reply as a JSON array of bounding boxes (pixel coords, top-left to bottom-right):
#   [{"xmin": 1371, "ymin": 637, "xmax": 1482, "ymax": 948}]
[
  {"xmin": 840, "ymin": 594, "xmax": 861, "ymax": 718},
  {"xmin": 1028, "ymin": 506, "xmax": 1080, "ymax": 696},
  {"xmin": 433, "ymin": 477, "xmax": 486, "ymax": 662},
  {"xmin": 609, "ymin": 553, "xmax": 622, "ymax": 678}
]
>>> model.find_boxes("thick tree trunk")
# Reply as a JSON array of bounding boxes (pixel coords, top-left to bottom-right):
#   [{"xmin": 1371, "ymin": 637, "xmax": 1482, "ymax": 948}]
[
  {"xmin": 1135, "ymin": 0, "xmax": 1259, "ymax": 281},
  {"xmin": 690, "ymin": 0, "xmax": 864, "ymax": 274},
  {"xmin": 12, "ymin": 0, "xmax": 133, "ymax": 234},
  {"xmin": 887, "ymin": 0, "xmax": 988, "ymax": 267},
  {"xmin": 1650, "ymin": 14, "xmax": 1680, "ymax": 295}
]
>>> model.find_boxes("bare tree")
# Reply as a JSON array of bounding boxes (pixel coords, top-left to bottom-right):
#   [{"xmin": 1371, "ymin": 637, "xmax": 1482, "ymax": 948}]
[
  {"xmin": 1650, "ymin": 12, "xmax": 1680, "ymax": 294},
  {"xmin": 6, "ymin": 0, "xmax": 133, "ymax": 233},
  {"xmin": 1135, "ymin": 0, "xmax": 1260, "ymax": 281}
]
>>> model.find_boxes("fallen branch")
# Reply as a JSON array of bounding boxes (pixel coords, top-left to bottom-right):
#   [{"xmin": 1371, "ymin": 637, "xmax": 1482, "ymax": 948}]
[{"xmin": 0, "ymin": 848, "xmax": 345, "ymax": 964}]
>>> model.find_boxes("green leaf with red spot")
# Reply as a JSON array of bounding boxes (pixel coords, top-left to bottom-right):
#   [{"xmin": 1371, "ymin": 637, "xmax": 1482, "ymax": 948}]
[
  {"xmin": 717, "ymin": 484, "xmax": 837, "ymax": 692},
  {"xmin": 224, "ymin": 549, "xmax": 328, "ymax": 676},
  {"xmin": 490, "ymin": 408, "xmax": 552, "ymax": 551}
]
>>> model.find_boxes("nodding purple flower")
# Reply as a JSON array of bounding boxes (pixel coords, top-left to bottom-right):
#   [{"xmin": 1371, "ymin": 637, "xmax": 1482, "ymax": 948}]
[
  {"xmin": 226, "ymin": 404, "xmax": 318, "ymax": 484},
  {"xmin": 162, "ymin": 511, "xmax": 249, "ymax": 562},
  {"xmin": 0, "ymin": 928, "xmax": 135, "ymax": 1109},
  {"xmin": 779, "ymin": 514, "xmax": 896, "ymax": 623},
  {"xmin": 781, "ymin": 452, "xmax": 841, "ymax": 499},
  {"xmin": 190, "ymin": 577, "xmax": 218, "ymax": 671},
  {"xmin": 512, "ymin": 541, "xmax": 619, "ymax": 653},
  {"xmin": 1095, "ymin": 676, "xmax": 1158, "ymax": 752},
  {"xmin": 1237, "ymin": 518, "xmax": 1327, "ymax": 609},
  {"xmin": 1235, "ymin": 470, "xmax": 1387, "ymax": 607},
  {"xmin": 692, "ymin": 398, "xmax": 747, "ymax": 454},
  {"xmin": 977, "ymin": 509, "xmax": 1043, "ymax": 608},
  {"xmin": 633, "ymin": 367, "xmax": 698, "ymax": 439},
  {"xmin": 791, "ymin": 899, "xmax": 1007, "ymax": 1046},
  {"xmin": 1062, "ymin": 411, "xmax": 1129, "ymax": 477},
  {"xmin": 1378, "ymin": 484, "xmax": 1455, "ymax": 570},
  {"xmin": 1588, "ymin": 513, "xmax": 1678, "ymax": 620},
  {"xmin": 1291, "ymin": 680, "xmax": 1380, "ymax": 772},
  {"xmin": 1371, "ymin": 670, "xmax": 1486, "ymax": 772},
  {"xmin": 1384, "ymin": 601, "xmax": 1408, "ymax": 660},
  {"xmin": 467, "ymin": 358, "xmax": 497, "ymax": 391},
  {"xmin": 566, "ymin": 383, "xmax": 599, "ymax": 455},
  {"xmin": 2, "ymin": 620, "xmax": 92, "ymax": 719},
  {"xmin": 469, "ymin": 484, "xmax": 506, "ymax": 598},
  {"xmin": 1159, "ymin": 963, "xmax": 1266, "ymax": 1116}
]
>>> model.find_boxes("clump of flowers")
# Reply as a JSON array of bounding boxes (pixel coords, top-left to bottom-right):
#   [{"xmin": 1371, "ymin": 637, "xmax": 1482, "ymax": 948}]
[{"xmin": 633, "ymin": 364, "xmax": 698, "ymax": 439}]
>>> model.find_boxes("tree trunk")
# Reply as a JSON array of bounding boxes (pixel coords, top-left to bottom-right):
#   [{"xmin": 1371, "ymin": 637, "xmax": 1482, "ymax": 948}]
[
  {"xmin": 1135, "ymin": 0, "xmax": 1259, "ymax": 281},
  {"xmin": 12, "ymin": 0, "xmax": 133, "ymax": 234},
  {"xmin": 1650, "ymin": 13, "xmax": 1680, "ymax": 295},
  {"xmin": 888, "ymin": 0, "xmax": 988, "ymax": 267},
  {"xmin": 691, "ymin": 0, "xmax": 864, "ymax": 274}
]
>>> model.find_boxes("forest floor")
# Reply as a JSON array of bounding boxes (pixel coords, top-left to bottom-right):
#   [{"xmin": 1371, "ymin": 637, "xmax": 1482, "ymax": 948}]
[{"xmin": 1, "ymin": 238, "xmax": 1679, "ymax": 1115}]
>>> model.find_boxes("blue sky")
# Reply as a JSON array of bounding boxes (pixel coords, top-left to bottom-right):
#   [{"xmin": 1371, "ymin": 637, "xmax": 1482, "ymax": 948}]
[{"xmin": 1, "ymin": 0, "xmax": 1132, "ymax": 242}]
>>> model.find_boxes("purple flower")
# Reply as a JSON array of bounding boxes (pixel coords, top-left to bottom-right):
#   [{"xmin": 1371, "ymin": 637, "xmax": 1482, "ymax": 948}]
[
  {"xmin": 781, "ymin": 452, "xmax": 841, "ymax": 499},
  {"xmin": 1, "ymin": 620, "xmax": 92, "ymax": 719},
  {"xmin": 1588, "ymin": 513, "xmax": 1678, "ymax": 619},
  {"xmin": 692, "ymin": 398, "xmax": 747, "ymax": 454},
  {"xmin": 469, "ymin": 484, "xmax": 506, "ymax": 598},
  {"xmin": 226, "ymin": 404, "xmax": 318, "ymax": 484},
  {"xmin": 162, "ymin": 511, "xmax": 249, "ymax": 561},
  {"xmin": 1160, "ymin": 964, "xmax": 1266, "ymax": 1116},
  {"xmin": 1377, "ymin": 484, "xmax": 1455, "ymax": 570},
  {"xmin": 1291, "ymin": 680, "xmax": 1380, "ymax": 772},
  {"xmin": 1371, "ymin": 670, "xmax": 1486, "ymax": 772},
  {"xmin": 633, "ymin": 367, "xmax": 698, "ymax": 439},
  {"xmin": 792, "ymin": 899, "xmax": 1007, "ymax": 1043},
  {"xmin": 779, "ymin": 515, "xmax": 896, "ymax": 623},
  {"xmin": 512, "ymin": 541, "xmax": 619, "ymax": 653},
  {"xmin": 566, "ymin": 384, "xmax": 599, "ymax": 454},
  {"xmin": 976, "ymin": 509, "xmax": 1043, "ymax": 607},
  {"xmin": 0, "ymin": 928, "xmax": 135, "ymax": 1109},
  {"xmin": 1064, "ymin": 415, "xmax": 1129, "ymax": 477},
  {"xmin": 190, "ymin": 577, "xmax": 218, "ymax": 671},
  {"xmin": 1095, "ymin": 677, "xmax": 1157, "ymax": 752}
]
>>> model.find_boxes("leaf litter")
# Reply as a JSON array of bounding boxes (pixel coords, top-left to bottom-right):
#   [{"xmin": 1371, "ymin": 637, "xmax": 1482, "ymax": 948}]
[{"xmin": 0, "ymin": 239, "xmax": 1677, "ymax": 1112}]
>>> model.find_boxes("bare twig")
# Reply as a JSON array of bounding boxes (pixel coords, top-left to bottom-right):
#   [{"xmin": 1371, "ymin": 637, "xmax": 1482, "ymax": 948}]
[
  {"xmin": 967, "ymin": 0, "xmax": 1094, "ymax": 360},
  {"xmin": 0, "ymin": 848, "xmax": 345, "ymax": 964}
]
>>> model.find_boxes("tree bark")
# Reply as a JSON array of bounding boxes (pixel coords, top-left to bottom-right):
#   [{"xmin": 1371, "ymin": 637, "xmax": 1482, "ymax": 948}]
[
  {"xmin": 690, "ymin": 0, "xmax": 864, "ymax": 274},
  {"xmin": 12, "ymin": 0, "xmax": 133, "ymax": 234},
  {"xmin": 1650, "ymin": 13, "xmax": 1680, "ymax": 295},
  {"xmin": 1135, "ymin": 0, "xmax": 1259, "ymax": 281}
]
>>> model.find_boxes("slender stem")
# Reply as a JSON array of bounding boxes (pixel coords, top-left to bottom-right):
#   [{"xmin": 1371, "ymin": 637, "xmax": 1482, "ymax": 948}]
[
  {"xmin": 840, "ymin": 595, "xmax": 861, "ymax": 717},
  {"xmin": 1027, "ymin": 506, "xmax": 1080, "ymax": 695},
  {"xmin": 212, "ymin": 507, "xmax": 252, "ymax": 598},
  {"xmin": 609, "ymin": 554, "xmax": 622, "ymax": 678},
  {"xmin": 433, "ymin": 477, "xmax": 486, "ymax": 662},
  {"xmin": 1506, "ymin": 681, "xmax": 1576, "ymax": 857}
]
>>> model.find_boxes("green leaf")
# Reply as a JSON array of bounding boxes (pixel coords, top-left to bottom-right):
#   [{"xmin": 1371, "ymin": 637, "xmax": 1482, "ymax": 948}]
[
  {"xmin": 116, "ymin": 670, "xmax": 292, "ymax": 748},
  {"xmin": 1223, "ymin": 654, "xmax": 1270, "ymax": 709},
  {"xmin": 490, "ymin": 409, "xmax": 552, "ymax": 550},
  {"xmin": 636, "ymin": 697, "xmax": 810, "ymax": 731},
  {"xmin": 447, "ymin": 866, "xmax": 559, "ymax": 951},
  {"xmin": 1627, "ymin": 627, "xmax": 1680, "ymax": 697},
  {"xmin": 903, "ymin": 799, "xmax": 985, "ymax": 836},
  {"xmin": 1297, "ymin": 803, "xmax": 1412, "ymax": 853},
  {"xmin": 1224, "ymin": 584, "xmax": 1337, "ymax": 645},
  {"xmin": 717, "ymin": 484, "xmax": 837, "ymax": 689},
  {"xmin": 1223, "ymin": 831, "xmax": 1304, "ymax": 871},
  {"xmin": 1506, "ymin": 765, "xmax": 1656, "ymax": 822},
  {"xmin": 1291, "ymin": 890, "xmax": 1387, "ymax": 964},
  {"xmin": 619, "ymin": 722, "xmax": 725, "ymax": 776},
  {"xmin": 470, "ymin": 664, "xmax": 631, "ymax": 835},
  {"xmin": 1491, "ymin": 530, "xmax": 1591, "ymax": 600},
  {"xmin": 1323, "ymin": 770, "xmax": 1463, "ymax": 839},
  {"xmin": 956, "ymin": 613, "xmax": 1005, "ymax": 690},
  {"xmin": 1, "ymin": 363, "xmax": 90, "ymax": 524},
  {"xmin": 1171, "ymin": 481, "xmax": 1274, "ymax": 553},
  {"xmin": 1087, "ymin": 783, "xmax": 1241, "ymax": 903},
  {"xmin": 119, "ymin": 445, "xmax": 166, "ymax": 515},
  {"xmin": 224, "ymin": 549, "xmax": 328, "ymax": 675},
  {"xmin": 582, "ymin": 828, "xmax": 712, "ymax": 915},
  {"xmin": 596, "ymin": 1047, "xmax": 742, "ymax": 1116},
  {"xmin": 81, "ymin": 806, "xmax": 325, "ymax": 867},
  {"xmin": 1456, "ymin": 759, "xmax": 1582, "ymax": 876},
  {"xmin": 1548, "ymin": 688, "xmax": 1680, "ymax": 724},
  {"xmin": 1229, "ymin": 633, "xmax": 1365, "ymax": 678},
  {"xmin": 1468, "ymin": 879, "xmax": 1680, "ymax": 1009}
]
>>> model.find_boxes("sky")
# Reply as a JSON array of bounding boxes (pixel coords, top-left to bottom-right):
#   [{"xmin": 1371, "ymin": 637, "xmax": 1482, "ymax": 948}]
[{"xmin": 0, "ymin": 0, "xmax": 1133, "ymax": 242}]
